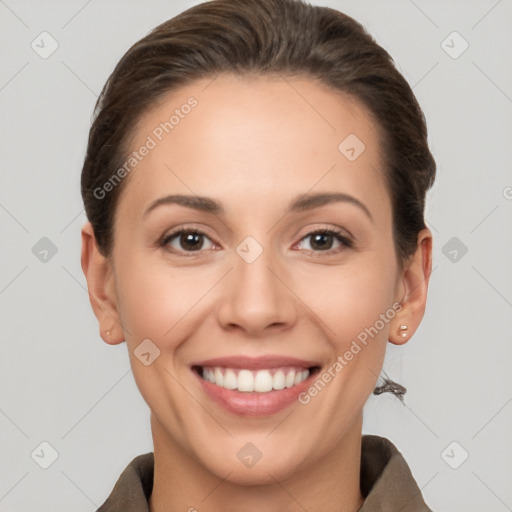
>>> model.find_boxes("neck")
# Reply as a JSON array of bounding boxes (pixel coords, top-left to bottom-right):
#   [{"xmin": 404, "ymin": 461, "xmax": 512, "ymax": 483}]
[{"xmin": 149, "ymin": 413, "xmax": 364, "ymax": 512}]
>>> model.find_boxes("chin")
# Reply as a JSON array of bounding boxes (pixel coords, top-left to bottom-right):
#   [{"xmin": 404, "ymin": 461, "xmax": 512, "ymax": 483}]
[{"xmin": 197, "ymin": 439, "xmax": 310, "ymax": 486}]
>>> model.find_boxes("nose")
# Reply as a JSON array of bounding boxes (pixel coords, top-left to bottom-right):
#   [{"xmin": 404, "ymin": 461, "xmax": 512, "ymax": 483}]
[{"xmin": 216, "ymin": 245, "xmax": 298, "ymax": 337}]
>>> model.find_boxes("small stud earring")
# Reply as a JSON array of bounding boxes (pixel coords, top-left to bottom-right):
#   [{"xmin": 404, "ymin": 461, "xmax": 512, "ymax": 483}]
[
  {"xmin": 399, "ymin": 325, "xmax": 408, "ymax": 338},
  {"xmin": 106, "ymin": 330, "xmax": 111, "ymax": 337}
]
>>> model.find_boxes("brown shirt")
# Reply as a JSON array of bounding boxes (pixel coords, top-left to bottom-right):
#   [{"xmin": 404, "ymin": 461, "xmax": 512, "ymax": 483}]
[{"xmin": 97, "ymin": 435, "xmax": 433, "ymax": 511}]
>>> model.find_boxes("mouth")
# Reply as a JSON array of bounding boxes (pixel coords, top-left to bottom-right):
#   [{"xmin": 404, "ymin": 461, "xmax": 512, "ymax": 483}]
[
  {"xmin": 190, "ymin": 356, "xmax": 322, "ymax": 416},
  {"xmin": 192, "ymin": 365, "xmax": 321, "ymax": 393}
]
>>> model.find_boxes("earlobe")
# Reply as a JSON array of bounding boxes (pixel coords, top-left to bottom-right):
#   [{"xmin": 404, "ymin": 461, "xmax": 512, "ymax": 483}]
[
  {"xmin": 80, "ymin": 222, "xmax": 125, "ymax": 345},
  {"xmin": 389, "ymin": 228, "xmax": 433, "ymax": 345}
]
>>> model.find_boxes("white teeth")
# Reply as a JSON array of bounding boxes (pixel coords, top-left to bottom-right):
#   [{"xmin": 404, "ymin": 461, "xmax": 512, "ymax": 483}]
[
  {"xmin": 200, "ymin": 366, "xmax": 311, "ymax": 393},
  {"xmin": 223, "ymin": 369, "xmax": 237, "ymax": 389},
  {"xmin": 273, "ymin": 369, "xmax": 286, "ymax": 390},
  {"xmin": 285, "ymin": 370, "xmax": 296, "ymax": 388},
  {"xmin": 254, "ymin": 370, "xmax": 273, "ymax": 392},
  {"xmin": 238, "ymin": 370, "xmax": 254, "ymax": 392},
  {"xmin": 214, "ymin": 367, "xmax": 224, "ymax": 387}
]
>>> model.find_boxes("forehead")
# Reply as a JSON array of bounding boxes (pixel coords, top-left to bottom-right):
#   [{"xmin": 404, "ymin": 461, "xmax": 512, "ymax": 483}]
[{"xmin": 116, "ymin": 73, "xmax": 389, "ymax": 222}]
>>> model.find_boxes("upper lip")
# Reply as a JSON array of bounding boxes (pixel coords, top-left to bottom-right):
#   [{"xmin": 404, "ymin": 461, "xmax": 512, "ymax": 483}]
[{"xmin": 191, "ymin": 355, "xmax": 321, "ymax": 370}]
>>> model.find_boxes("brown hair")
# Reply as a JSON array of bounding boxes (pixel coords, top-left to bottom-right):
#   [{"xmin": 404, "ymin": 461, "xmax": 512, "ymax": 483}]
[{"xmin": 81, "ymin": 0, "xmax": 436, "ymax": 264}]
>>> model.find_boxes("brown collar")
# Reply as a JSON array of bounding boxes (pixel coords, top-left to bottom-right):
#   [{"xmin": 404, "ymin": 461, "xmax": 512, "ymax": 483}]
[{"xmin": 97, "ymin": 435, "xmax": 432, "ymax": 511}]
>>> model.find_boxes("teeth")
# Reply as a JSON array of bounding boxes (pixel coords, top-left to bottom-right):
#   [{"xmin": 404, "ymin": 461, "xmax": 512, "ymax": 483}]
[
  {"xmin": 238, "ymin": 370, "xmax": 254, "ymax": 392},
  {"xmin": 273, "ymin": 369, "xmax": 285, "ymax": 390},
  {"xmin": 201, "ymin": 366, "xmax": 311, "ymax": 393},
  {"xmin": 285, "ymin": 370, "xmax": 295, "ymax": 388},
  {"xmin": 223, "ymin": 369, "xmax": 237, "ymax": 389},
  {"xmin": 254, "ymin": 370, "xmax": 273, "ymax": 392},
  {"xmin": 214, "ymin": 367, "xmax": 224, "ymax": 387}
]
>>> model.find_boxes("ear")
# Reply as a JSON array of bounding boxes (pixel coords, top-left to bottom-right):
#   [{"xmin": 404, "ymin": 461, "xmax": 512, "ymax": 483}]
[
  {"xmin": 389, "ymin": 228, "xmax": 433, "ymax": 345},
  {"xmin": 80, "ymin": 221, "xmax": 124, "ymax": 345}
]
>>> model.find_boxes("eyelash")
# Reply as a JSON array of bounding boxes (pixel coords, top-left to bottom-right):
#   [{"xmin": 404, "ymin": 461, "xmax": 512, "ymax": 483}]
[{"xmin": 159, "ymin": 227, "xmax": 353, "ymax": 257}]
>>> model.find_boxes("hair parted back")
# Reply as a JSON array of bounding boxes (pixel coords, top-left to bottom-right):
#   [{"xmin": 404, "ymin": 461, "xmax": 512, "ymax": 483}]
[{"xmin": 81, "ymin": 0, "xmax": 436, "ymax": 264}]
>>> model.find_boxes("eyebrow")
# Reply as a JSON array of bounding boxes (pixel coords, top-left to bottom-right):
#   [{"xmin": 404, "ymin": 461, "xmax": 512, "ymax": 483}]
[{"xmin": 143, "ymin": 192, "xmax": 373, "ymax": 222}]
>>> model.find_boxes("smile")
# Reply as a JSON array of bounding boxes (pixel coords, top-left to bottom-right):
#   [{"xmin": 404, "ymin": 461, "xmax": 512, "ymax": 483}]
[
  {"xmin": 198, "ymin": 366, "xmax": 312, "ymax": 393},
  {"xmin": 190, "ymin": 357, "xmax": 322, "ymax": 416}
]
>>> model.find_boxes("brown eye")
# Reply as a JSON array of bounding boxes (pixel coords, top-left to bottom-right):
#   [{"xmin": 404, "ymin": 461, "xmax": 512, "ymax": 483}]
[
  {"xmin": 161, "ymin": 229, "xmax": 215, "ymax": 253},
  {"xmin": 297, "ymin": 229, "xmax": 352, "ymax": 253}
]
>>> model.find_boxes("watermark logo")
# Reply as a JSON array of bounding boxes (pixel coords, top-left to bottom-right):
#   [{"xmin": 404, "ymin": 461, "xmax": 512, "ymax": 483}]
[
  {"xmin": 31, "ymin": 441, "xmax": 59, "ymax": 469},
  {"xmin": 237, "ymin": 442, "xmax": 263, "ymax": 468},
  {"xmin": 31, "ymin": 31, "xmax": 59, "ymax": 59},
  {"xmin": 442, "ymin": 236, "xmax": 468, "ymax": 263},
  {"xmin": 134, "ymin": 338, "xmax": 161, "ymax": 366},
  {"xmin": 441, "ymin": 441, "xmax": 469, "ymax": 469},
  {"xmin": 32, "ymin": 237, "xmax": 58, "ymax": 263},
  {"xmin": 338, "ymin": 134, "xmax": 366, "ymax": 161},
  {"xmin": 236, "ymin": 236, "xmax": 263, "ymax": 263},
  {"xmin": 441, "ymin": 31, "xmax": 469, "ymax": 60}
]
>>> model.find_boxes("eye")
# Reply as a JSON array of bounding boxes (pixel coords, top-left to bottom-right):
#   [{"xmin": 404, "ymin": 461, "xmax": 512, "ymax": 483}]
[
  {"xmin": 160, "ymin": 229, "xmax": 216, "ymax": 254},
  {"xmin": 159, "ymin": 226, "xmax": 352, "ymax": 256},
  {"xmin": 296, "ymin": 228, "xmax": 352, "ymax": 254}
]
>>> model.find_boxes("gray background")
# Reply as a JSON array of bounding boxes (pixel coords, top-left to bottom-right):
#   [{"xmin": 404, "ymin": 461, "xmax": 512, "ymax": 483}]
[{"xmin": 1, "ymin": 0, "xmax": 511, "ymax": 511}]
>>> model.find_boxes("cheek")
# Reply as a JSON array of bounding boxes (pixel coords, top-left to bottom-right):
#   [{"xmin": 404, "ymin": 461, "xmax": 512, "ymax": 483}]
[
  {"xmin": 112, "ymin": 250, "xmax": 235, "ymax": 372},
  {"xmin": 112, "ymin": 254, "xmax": 208, "ymax": 416},
  {"xmin": 298, "ymin": 254, "xmax": 398, "ymax": 343},
  {"xmin": 113, "ymin": 251, "xmax": 199, "ymax": 344}
]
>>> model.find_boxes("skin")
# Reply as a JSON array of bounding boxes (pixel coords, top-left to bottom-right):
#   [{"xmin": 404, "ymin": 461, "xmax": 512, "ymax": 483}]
[{"xmin": 81, "ymin": 73, "xmax": 432, "ymax": 512}]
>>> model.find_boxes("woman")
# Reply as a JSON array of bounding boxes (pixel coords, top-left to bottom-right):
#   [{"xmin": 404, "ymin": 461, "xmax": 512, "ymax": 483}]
[{"xmin": 80, "ymin": 0, "xmax": 435, "ymax": 510}]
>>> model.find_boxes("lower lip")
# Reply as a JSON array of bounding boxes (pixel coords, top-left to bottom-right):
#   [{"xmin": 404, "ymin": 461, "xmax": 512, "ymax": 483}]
[{"xmin": 193, "ymin": 368, "xmax": 317, "ymax": 416}]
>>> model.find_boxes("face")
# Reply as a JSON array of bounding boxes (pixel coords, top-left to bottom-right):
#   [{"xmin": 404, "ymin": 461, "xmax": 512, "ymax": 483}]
[{"xmin": 83, "ymin": 73, "xmax": 429, "ymax": 485}]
